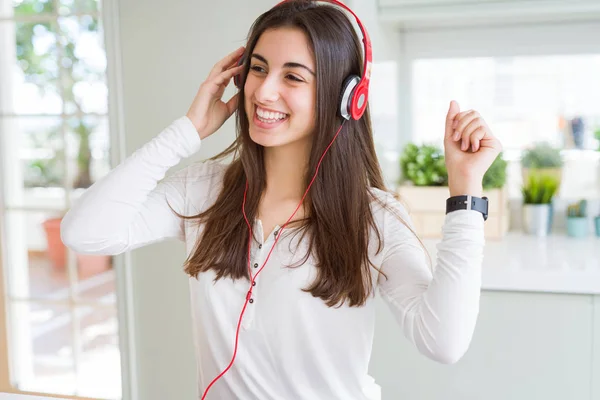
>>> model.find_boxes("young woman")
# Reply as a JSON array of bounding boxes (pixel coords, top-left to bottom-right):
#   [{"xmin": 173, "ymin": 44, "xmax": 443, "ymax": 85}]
[{"xmin": 61, "ymin": 1, "xmax": 502, "ymax": 399}]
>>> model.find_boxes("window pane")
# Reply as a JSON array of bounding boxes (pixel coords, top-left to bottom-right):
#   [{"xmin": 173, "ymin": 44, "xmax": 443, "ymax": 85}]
[
  {"xmin": 58, "ymin": 15, "xmax": 108, "ymax": 115},
  {"xmin": 66, "ymin": 116, "xmax": 110, "ymax": 190},
  {"xmin": 10, "ymin": 302, "xmax": 76, "ymax": 395},
  {"xmin": 411, "ymin": 55, "xmax": 600, "ymax": 151},
  {"xmin": 0, "ymin": 20, "xmax": 62, "ymax": 115},
  {"xmin": 58, "ymin": 0, "xmax": 100, "ymax": 15},
  {"xmin": 1, "ymin": 117, "xmax": 65, "ymax": 208},
  {"xmin": 13, "ymin": 0, "xmax": 55, "ymax": 16},
  {"xmin": 411, "ymin": 55, "xmax": 600, "ymax": 198},
  {"xmin": 74, "ymin": 267, "xmax": 115, "ymax": 301},
  {"xmin": 4, "ymin": 210, "xmax": 70, "ymax": 300},
  {"xmin": 77, "ymin": 305, "xmax": 121, "ymax": 399}
]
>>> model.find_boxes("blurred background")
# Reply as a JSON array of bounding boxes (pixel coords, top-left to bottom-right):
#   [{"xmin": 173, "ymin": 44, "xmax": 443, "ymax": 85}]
[{"xmin": 0, "ymin": 0, "xmax": 599, "ymax": 399}]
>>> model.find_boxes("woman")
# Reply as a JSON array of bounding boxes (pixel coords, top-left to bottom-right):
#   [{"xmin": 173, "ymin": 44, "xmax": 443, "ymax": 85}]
[{"xmin": 61, "ymin": 1, "xmax": 502, "ymax": 399}]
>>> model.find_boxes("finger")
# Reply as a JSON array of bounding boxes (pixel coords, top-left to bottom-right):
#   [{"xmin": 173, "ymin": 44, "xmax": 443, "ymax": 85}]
[
  {"xmin": 445, "ymin": 100, "xmax": 460, "ymax": 139},
  {"xmin": 469, "ymin": 126, "xmax": 486, "ymax": 152},
  {"xmin": 452, "ymin": 110, "xmax": 476, "ymax": 129},
  {"xmin": 460, "ymin": 118, "xmax": 484, "ymax": 150},
  {"xmin": 226, "ymin": 93, "xmax": 239, "ymax": 116},
  {"xmin": 454, "ymin": 112, "xmax": 479, "ymax": 141},
  {"xmin": 208, "ymin": 46, "xmax": 245, "ymax": 80},
  {"xmin": 212, "ymin": 64, "xmax": 245, "ymax": 87}
]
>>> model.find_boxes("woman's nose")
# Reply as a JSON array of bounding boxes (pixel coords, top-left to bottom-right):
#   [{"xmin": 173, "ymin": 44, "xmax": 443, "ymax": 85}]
[{"xmin": 254, "ymin": 75, "xmax": 280, "ymax": 103}]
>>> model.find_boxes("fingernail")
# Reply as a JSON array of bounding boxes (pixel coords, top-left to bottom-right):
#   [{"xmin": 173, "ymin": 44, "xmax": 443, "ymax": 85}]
[{"xmin": 453, "ymin": 131, "xmax": 460, "ymax": 141}]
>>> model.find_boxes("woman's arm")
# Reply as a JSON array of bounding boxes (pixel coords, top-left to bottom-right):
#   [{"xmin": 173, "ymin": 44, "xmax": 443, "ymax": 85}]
[
  {"xmin": 378, "ymin": 202, "xmax": 484, "ymax": 364},
  {"xmin": 379, "ymin": 100, "xmax": 501, "ymax": 363},
  {"xmin": 61, "ymin": 116, "xmax": 202, "ymax": 255},
  {"xmin": 61, "ymin": 47, "xmax": 246, "ymax": 256}
]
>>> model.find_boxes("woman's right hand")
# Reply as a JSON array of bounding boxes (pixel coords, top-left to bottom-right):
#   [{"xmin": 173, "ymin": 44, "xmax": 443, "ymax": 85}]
[{"xmin": 186, "ymin": 46, "xmax": 246, "ymax": 140}]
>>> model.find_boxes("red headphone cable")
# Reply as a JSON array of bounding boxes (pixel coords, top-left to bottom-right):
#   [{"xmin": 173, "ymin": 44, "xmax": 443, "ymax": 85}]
[{"xmin": 200, "ymin": 120, "xmax": 346, "ymax": 399}]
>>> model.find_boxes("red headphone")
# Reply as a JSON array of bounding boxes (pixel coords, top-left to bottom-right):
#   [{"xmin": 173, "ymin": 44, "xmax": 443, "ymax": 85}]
[{"xmin": 233, "ymin": 0, "xmax": 373, "ymax": 121}]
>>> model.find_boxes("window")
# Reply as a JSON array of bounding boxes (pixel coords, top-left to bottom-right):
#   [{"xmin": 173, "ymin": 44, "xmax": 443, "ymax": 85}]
[
  {"xmin": 402, "ymin": 22, "xmax": 600, "ymax": 199},
  {"xmin": 411, "ymin": 55, "xmax": 600, "ymax": 198},
  {"xmin": 0, "ymin": 0, "xmax": 121, "ymax": 398}
]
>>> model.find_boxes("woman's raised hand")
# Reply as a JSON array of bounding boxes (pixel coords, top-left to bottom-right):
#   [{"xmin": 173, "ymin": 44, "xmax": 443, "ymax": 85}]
[{"xmin": 186, "ymin": 46, "xmax": 245, "ymax": 140}]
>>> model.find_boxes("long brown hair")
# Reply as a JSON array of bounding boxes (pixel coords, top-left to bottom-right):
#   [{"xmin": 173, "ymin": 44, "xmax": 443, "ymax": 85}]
[{"xmin": 179, "ymin": 0, "xmax": 416, "ymax": 307}]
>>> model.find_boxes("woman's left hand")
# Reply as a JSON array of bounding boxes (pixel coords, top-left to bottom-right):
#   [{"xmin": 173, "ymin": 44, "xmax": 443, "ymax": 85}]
[{"xmin": 443, "ymin": 100, "xmax": 503, "ymax": 197}]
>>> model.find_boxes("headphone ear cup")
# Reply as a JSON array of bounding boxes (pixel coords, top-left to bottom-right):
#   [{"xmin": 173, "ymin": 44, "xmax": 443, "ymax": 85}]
[
  {"xmin": 233, "ymin": 55, "xmax": 245, "ymax": 89},
  {"xmin": 339, "ymin": 75, "xmax": 360, "ymax": 120}
]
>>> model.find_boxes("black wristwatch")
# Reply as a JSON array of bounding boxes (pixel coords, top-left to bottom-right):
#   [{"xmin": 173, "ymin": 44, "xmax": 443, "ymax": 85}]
[{"xmin": 446, "ymin": 195, "xmax": 489, "ymax": 221}]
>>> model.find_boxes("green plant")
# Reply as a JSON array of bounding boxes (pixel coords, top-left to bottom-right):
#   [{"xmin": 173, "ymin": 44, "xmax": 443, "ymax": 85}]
[
  {"xmin": 521, "ymin": 143, "xmax": 563, "ymax": 168},
  {"xmin": 521, "ymin": 173, "xmax": 560, "ymax": 204},
  {"xmin": 482, "ymin": 153, "xmax": 507, "ymax": 189},
  {"xmin": 567, "ymin": 199, "xmax": 588, "ymax": 218},
  {"xmin": 400, "ymin": 144, "xmax": 508, "ymax": 189},
  {"xmin": 16, "ymin": 13, "xmax": 101, "ymax": 189},
  {"xmin": 400, "ymin": 143, "xmax": 447, "ymax": 186}
]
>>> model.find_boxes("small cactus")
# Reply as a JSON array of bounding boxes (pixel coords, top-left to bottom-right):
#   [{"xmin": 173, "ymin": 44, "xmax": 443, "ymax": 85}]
[{"xmin": 567, "ymin": 199, "xmax": 587, "ymax": 218}]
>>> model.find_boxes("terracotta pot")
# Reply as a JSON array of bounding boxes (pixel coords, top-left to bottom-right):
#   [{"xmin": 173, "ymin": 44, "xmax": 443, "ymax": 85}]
[{"xmin": 42, "ymin": 217, "xmax": 66, "ymax": 269}]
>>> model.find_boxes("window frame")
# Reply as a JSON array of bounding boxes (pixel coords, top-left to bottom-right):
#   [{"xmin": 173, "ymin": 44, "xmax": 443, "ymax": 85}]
[{"xmin": 0, "ymin": 0, "xmax": 135, "ymax": 398}]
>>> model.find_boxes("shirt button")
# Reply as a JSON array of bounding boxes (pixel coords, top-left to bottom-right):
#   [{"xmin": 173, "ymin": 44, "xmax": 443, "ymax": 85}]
[
  {"xmin": 274, "ymin": 230, "xmax": 279, "ymax": 237},
  {"xmin": 252, "ymin": 281, "xmax": 256, "ymax": 286},
  {"xmin": 258, "ymin": 244, "xmax": 262, "ymax": 249},
  {"xmin": 253, "ymin": 263, "xmax": 258, "ymax": 268},
  {"xmin": 249, "ymin": 299, "xmax": 254, "ymax": 303}
]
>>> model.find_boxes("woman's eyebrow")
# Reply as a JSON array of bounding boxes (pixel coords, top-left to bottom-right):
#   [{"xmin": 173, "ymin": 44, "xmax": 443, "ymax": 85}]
[{"xmin": 251, "ymin": 53, "xmax": 316, "ymax": 76}]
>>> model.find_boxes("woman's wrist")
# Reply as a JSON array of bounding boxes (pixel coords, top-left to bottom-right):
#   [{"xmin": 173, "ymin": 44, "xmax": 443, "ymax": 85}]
[{"xmin": 448, "ymin": 174, "xmax": 483, "ymax": 198}]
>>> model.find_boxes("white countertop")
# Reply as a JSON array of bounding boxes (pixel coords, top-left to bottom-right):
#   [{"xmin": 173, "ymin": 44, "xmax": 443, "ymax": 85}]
[
  {"xmin": 424, "ymin": 232, "xmax": 600, "ymax": 295},
  {"xmin": 0, "ymin": 394, "xmax": 54, "ymax": 399}
]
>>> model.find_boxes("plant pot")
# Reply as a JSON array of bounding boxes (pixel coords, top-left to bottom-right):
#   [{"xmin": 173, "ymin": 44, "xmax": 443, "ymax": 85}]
[
  {"xmin": 522, "ymin": 204, "xmax": 552, "ymax": 236},
  {"xmin": 566, "ymin": 217, "xmax": 588, "ymax": 238},
  {"xmin": 594, "ymin": 216, "xmax": 600, "ymax": 237},
  {"xmin": 42, "ymin": 217, "xmax": 111, "ymax": 276},
  {"xmin": 42, "ymin": 217, "xmax": 66, "ymax": 268}
]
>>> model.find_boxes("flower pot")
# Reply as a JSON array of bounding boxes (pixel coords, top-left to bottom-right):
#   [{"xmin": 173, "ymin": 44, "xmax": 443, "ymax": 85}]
[
  {"xmin": 595, "ymin": 216, "xmax": 600, "ymax": 237},
  {"xmin": 522, "ymin": 204, "xmax": 552, "ymax": 236},
  {"xmin": 42, "ymin": 217, "xmax": 66, "ymax": 269},
  {"xmin": 567, "ymin": 217, "xmax": 588, "ymax": 238}
]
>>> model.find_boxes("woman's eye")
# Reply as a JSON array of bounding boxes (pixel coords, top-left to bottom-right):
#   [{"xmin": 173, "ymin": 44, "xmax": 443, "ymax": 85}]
[
  {"xmin": 286, "ymin": 74, "xmax": 303, "ymax": 82},
  {"xmin": 250, "ymin": 65, "xmax": 266, "ymax": 73}
]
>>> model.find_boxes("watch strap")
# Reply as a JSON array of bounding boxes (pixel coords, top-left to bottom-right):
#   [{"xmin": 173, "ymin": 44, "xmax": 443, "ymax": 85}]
[{"xmin": 446, "ymin": 195, "xmax": 489, "ymax": 221}]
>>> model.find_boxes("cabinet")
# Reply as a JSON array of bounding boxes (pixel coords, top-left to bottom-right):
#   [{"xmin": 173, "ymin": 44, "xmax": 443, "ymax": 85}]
[{"xmin": 370, "ymin": 291, "xmax": 595, "ymax": 400}]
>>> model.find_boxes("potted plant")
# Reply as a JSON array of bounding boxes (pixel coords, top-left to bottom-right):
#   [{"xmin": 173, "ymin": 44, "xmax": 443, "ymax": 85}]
[
  {"xmin": 397, "ymin": 143, "xmax": 509, "ymax": 239},
  {"xmin": 521, "ymin": 173, "xmax": 560, "ymax": 236},
  {"xmin": 566, "ymin": 199, "xmax": 589, "ymax": 238},
  {"xmin": 521, "ymin": 142, "xmax": 563, "ymax": 186}
]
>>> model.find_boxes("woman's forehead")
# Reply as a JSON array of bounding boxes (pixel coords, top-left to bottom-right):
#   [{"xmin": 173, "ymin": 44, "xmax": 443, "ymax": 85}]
[{"xmin": 253, "ymin": 27, "xmax": 315, "ymax": 68}]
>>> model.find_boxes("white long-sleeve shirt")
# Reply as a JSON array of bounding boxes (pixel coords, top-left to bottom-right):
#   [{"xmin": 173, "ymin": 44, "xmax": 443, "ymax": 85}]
[{"xmin": 61, "ymin": 116, "xmax": 485, "ymax": 400}]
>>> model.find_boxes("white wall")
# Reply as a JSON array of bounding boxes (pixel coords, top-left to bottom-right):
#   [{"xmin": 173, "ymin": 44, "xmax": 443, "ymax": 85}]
[{"xmin": 114, "ymin": 1, "xmax": 276, "ymax": 399}]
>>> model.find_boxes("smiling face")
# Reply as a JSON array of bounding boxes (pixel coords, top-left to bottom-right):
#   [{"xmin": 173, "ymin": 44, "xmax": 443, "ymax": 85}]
[{"xmin": 244, "ymin": 27, "xmax": 317, "ymax": 149}]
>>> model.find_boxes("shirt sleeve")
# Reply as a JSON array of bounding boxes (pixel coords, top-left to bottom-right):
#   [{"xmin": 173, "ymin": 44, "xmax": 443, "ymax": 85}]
[
  {"xmin": 61, "ymin": 116, "xmax": 204, "ymax": 255},
  {"xmin": 377, "ymin": 197, "xmax": 485, "ymax": 364}
]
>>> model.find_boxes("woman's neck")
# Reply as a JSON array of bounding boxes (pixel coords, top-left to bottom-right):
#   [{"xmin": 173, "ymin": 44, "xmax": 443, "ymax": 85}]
[{"xmin": 262, "ymin": 141, "xmax": 311, "ymax": 203}]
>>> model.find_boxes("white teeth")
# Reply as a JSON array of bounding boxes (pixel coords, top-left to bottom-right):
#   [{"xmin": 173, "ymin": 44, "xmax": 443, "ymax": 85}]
[{"xmin": 256, "ymin": 107, "xmax": 288, "ymax": 122}]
